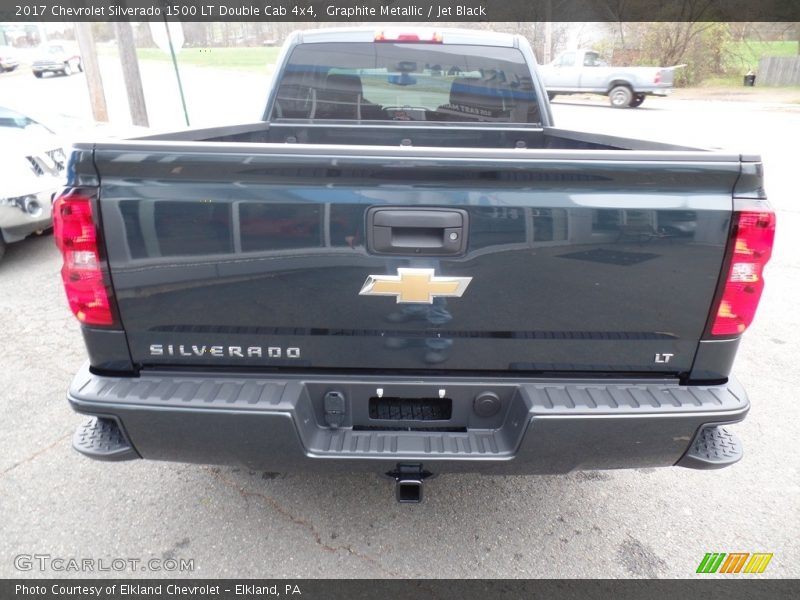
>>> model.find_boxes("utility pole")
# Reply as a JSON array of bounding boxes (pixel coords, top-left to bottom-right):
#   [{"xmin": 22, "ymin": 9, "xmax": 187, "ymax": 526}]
[
  {"xmin": 544, "ymin": 0, "xmax": 553, "ymax": 63},
  {"xmin": 113, "ymin": 22, "xmax": 149, "ymax": 127},
  {"xmin": 163, "ymin": 20, "xmax": 190, "ymax": 126},
  {"xmin": 73, "ymin": 23, "xmax": 108, "ymax": 122}
]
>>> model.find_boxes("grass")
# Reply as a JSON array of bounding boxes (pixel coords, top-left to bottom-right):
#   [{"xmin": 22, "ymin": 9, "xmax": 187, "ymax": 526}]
[
  {"xmin": 133, "ymin": 47, "xmax": 282, "ymax": 72},
  {"xmin": 693, "ymin": 41, "xmax": 799, "ymax": 87},
  {"xmin": 722, "ymin": 40, "xmax": 798, "ymax": 73},
  {"xmin": 700, "ymin": 75, "xmax": 753, "ymax": 87}
]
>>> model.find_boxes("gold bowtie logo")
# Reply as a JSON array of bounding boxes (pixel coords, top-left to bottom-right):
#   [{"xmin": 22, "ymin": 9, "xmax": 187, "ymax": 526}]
[{"xmin": 359, "ymin": 268, "xmax": 472, "ymax": 304}]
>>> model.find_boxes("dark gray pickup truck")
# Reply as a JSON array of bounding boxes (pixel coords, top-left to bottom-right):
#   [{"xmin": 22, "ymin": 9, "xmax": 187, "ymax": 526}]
[{"xmin": 55, "ymin": 28, "xmax": 775, "ymax": 502}]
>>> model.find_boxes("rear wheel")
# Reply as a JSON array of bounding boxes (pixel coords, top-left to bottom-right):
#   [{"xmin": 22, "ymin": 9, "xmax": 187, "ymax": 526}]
[
  {"xmin": 629, "ymin": 93, "xmax": 645, "ymax": 108},
  {"xmin": 33, "ymin": 71, "xmax": 43, "ymax": 78},
  {"xmin": 609, "ymin": 85, "xmax": 633, "ymax": 108}
]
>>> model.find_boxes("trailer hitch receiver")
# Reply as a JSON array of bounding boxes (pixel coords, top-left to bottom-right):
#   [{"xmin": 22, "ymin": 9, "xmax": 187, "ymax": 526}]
[{"xmin": 387, "ymin": 463, "xmax": 433, "ymax": 503}]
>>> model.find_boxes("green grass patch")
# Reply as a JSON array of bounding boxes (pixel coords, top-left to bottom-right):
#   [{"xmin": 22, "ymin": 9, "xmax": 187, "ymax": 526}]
[
  {"xmin": 134, "ymin": 47, "xmax": 281, "ymax": 71},
  {"xmin": 723, "ymin": 40, "xmax": 798, "ymax": 73},
  {"xmin": 700, "ymin": 75, "xmax": 747, "ymax": 87}
]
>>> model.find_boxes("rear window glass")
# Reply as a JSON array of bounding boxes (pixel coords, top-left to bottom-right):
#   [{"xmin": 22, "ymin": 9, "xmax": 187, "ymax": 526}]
[{"xmin": 271, "ymin": 42, "xmax": 541, "ymax": 124}]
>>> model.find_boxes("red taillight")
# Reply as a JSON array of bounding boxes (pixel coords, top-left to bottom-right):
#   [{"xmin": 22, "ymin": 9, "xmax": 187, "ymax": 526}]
[
  {"xmin": 709, "ymin": 210, "xmax": 776, "ymax": 336},
  {"xmin": 53, "ymin": 191, "xmax": 117, "ymax": 327},
  {"xmin": 375, "ymin": 30, "xmax": 443, "ymax": 43},
  {"xmin": 654, "ymin": 71, "xmax": 662, "ymax": 84}
]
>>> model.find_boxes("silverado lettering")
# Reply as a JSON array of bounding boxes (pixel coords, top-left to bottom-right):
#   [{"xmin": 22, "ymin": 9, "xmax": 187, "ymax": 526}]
[{"xmin": 149, "ymin": 344, "xmax": 300, "ymax": 359}]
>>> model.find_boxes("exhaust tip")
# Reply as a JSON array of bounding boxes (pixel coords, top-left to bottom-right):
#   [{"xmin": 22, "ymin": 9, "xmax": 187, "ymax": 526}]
[{"xmin": 396, "ymin": 479, "xmax": 423, "ymax": 503}]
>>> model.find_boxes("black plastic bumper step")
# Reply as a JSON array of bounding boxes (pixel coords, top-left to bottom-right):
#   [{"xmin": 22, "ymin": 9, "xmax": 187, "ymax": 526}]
[
  {"xmin": 369, "ymin": 396, "xmax": 452, "ymax": 421},
  {"xmin": 73, "ymin": 417, "xmax": 139, "ymax": 461},
  {"xmin": 677, "ymin": 425, "xmax": 743, "ymax": 470}
]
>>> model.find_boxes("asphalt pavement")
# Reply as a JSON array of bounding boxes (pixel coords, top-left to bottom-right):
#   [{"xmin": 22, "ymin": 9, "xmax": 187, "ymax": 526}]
[{"xmin": 0, "ymin": 62, "xmax": 798, "ymax": 578}]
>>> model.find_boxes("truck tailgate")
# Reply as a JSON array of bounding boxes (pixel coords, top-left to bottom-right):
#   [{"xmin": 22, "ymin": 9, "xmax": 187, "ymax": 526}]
[{"xmin": 94, "ymin": 144, "xmax": 739, "ymax": 375}]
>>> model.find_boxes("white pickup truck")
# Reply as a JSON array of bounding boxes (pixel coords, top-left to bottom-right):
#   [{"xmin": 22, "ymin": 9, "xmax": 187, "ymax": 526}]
[{"xmin": 540, "ymin": 49, "xmax": 678, "ymax": 108}]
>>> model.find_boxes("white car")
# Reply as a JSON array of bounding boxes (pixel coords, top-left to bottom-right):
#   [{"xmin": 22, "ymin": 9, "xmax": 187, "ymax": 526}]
[
  {"xmin": 0, "ymin": 46, "xmax": 19, "ymax": 72},
  {"xmin": 0, "ymin": 107, "xmax": 65, "ymax": 262},
  {"xmin": 32, "ymin": 43, "xmax": 82, "ymax": 78}
]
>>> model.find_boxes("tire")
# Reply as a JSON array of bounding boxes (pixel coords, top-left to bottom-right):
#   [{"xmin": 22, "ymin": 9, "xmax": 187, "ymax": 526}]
[
  {"xmin": 33, "ymin": 71, "xmax": 43, "ymax": 78},
  {"xmin": 629, "ymin": 93, "xmax": 645, "ymax": 108},
  {"xmin": 609, "ymin": 85, "xmax": 633, "ymax": 108},
  {"xmin": 0, "ymin": 236, "xmax": 6, "ymax": 263},
  {"xmin": 62, "ymin": 63, "xmax": 72, "ymax": 76}
]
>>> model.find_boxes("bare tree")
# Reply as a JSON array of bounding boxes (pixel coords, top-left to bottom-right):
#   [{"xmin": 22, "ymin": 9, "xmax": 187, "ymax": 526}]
[{"xmin": 646, "ymin": 22, "xmax": 718, "ymax": 66}]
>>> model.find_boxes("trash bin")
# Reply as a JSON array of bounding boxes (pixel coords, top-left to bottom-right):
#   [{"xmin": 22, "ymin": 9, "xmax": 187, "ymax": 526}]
[{"xmin": 744, "ymin": 73, "xmax": 756, "ymax": 86}]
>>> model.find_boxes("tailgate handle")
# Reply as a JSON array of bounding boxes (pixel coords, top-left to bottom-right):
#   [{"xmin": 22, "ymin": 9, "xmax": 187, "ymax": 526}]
[{"xmin": 367, "ymin": 208, "xmax": 468, "ymax": 256}]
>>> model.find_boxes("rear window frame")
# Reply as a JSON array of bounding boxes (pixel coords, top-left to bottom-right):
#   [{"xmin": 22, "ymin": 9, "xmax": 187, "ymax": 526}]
[{"xmin": 267, "ymin": 41, "xmax": 543, "ymax": 126}]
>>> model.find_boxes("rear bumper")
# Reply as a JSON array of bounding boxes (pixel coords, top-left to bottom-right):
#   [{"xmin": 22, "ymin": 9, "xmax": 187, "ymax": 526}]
[
  {"xmin": 32, "ymin": 62, "xmax": 65, "ymax": 73},
  {"xmin": 637, "ymin": 86, "xmax": 672, "ymax": 97},
  {"xmin": 67, "ymin": 363, "xmax": 749, "ymax": 474}
]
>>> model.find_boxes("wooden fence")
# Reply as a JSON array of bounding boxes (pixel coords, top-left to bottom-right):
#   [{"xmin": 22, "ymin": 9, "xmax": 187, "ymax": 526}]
[{"xmin": 757, "ymin": 56, "xmax": 800, "ymax": 86}]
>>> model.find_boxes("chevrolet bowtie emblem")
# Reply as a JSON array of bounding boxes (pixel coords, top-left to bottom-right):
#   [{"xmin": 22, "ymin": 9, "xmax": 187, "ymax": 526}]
[{"xmin": 359, "ymin": 268, "xmax": 472, "ymax": 304}]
